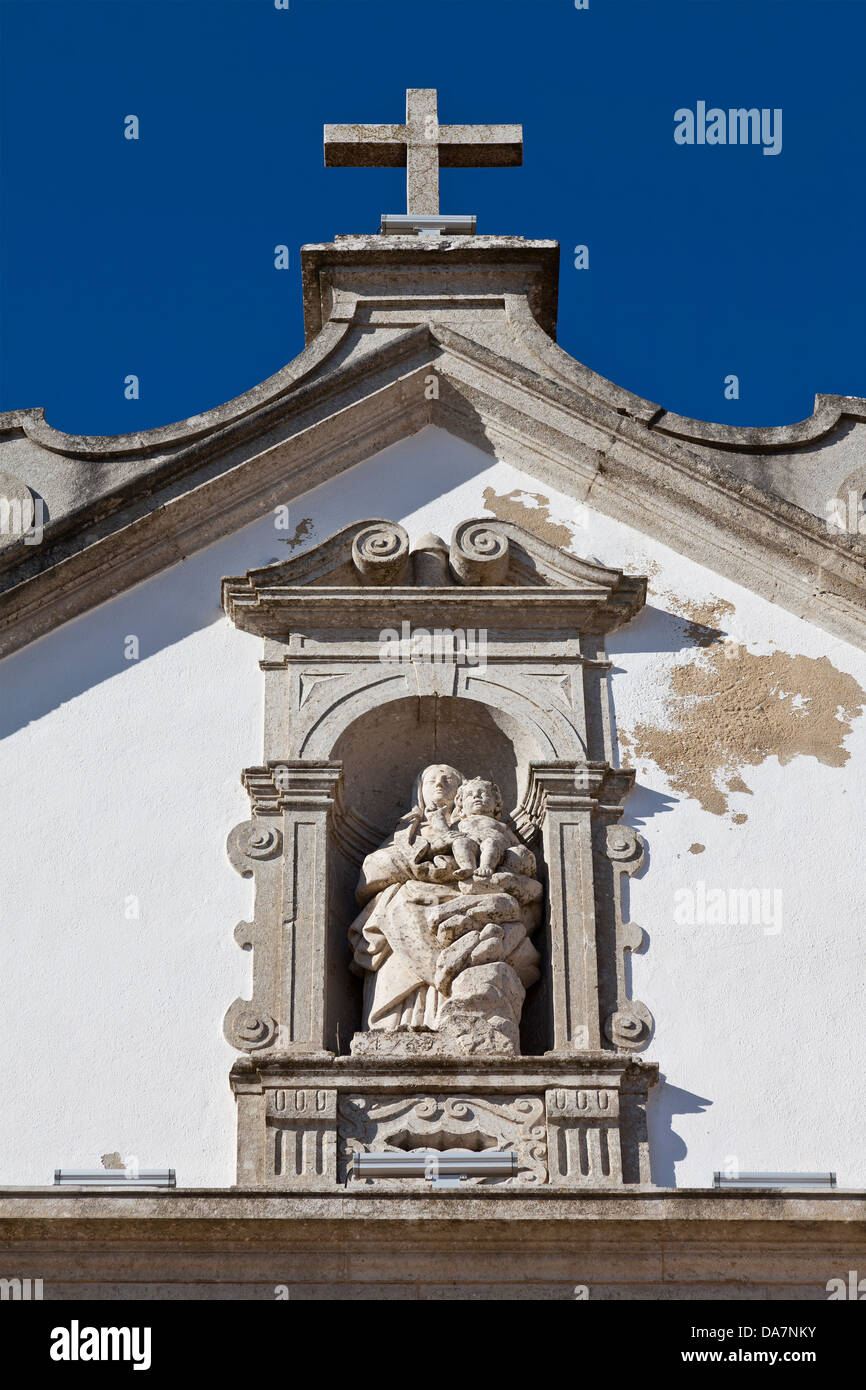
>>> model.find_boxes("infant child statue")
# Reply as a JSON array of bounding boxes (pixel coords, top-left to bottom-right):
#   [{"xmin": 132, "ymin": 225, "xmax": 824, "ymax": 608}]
[{"xmin": 451, "ymin": 777, "xmax": 530, "ymax": 892}]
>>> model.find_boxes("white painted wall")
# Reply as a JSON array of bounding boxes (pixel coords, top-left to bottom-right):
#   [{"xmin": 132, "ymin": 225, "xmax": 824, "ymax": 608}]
[{"xmin": 2, "ymin": 426, "xmax": 863, "ymax": 1188}]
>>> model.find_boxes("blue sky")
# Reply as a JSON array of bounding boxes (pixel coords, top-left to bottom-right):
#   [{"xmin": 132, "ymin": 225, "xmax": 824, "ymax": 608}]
[{"xmin": 1, "ymin": 0, "xmax": 864, "ymax": 434}]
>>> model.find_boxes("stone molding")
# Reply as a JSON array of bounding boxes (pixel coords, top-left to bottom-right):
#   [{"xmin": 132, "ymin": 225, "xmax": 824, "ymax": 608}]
[
  {"xmin": 1, "ymin": 1186, "xmax": 863, "ymax": 1299},
  {"xmin": 222, "ymin": 516, "xmax": 646, "ymax": 637},
  {"xmin": 1, "ymin": 237, "xmax": 865, "ymax": 655}
]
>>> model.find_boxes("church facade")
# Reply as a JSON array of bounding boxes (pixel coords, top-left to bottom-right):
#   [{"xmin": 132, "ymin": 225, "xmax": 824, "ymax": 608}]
[{"xmin": 1, "ymin": 93, "xmax": 864, "ymax": 1299}]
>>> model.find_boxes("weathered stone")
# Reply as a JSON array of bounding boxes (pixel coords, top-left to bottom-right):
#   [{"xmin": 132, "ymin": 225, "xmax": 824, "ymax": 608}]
[
  {"xmin": 230, "ymin": 1055, "xmax": 656, "ymax": 1191},
  {"xmin": 0, "ymin": 1188, "xmax": 863, "ymax": 1300},
  {"xmin": 324, "ymin": 88, "xmax": 522, "ymax": 218}
]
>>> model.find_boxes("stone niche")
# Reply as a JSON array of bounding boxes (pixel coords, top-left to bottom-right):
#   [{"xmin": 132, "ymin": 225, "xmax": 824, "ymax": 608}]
[{"xmin": 222, "ymin": 518, "xmax": 658, "ymax": 1188}]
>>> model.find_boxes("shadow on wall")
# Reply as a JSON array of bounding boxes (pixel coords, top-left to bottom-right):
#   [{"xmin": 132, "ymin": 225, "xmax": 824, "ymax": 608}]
[
  {"xmin": 609, "ymin": 604, "xmax": 726, "ymax": 657},
  {"xmin": 0, "ymin": 427, "xmax": 493, "ymax": 740},
  {"xmin": 623, "ymin": 782, "xmax": 679, "ymax": 830},
  {"xmin": 647, "ymin": 1076, "xmax": 713, "ymax": 1187}
]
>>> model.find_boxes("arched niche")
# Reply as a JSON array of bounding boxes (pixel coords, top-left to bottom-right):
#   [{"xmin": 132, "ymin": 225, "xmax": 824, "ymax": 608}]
[
  {"xmin": 326, "ymin": 692, "xmax": 553, "ymax": 1056},
  {"xmin": 297, "ymin": 664, "xmax": 586, "ymax": 766},
  {"xmin": 330, "ymin": 693, "xmax": 549, "ymax": 852}
]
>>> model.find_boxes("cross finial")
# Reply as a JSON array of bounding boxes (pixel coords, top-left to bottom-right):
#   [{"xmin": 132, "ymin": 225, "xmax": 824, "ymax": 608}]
[{"xmin": 324, "ymin": 88, "xmax": 522, "ymax": 218}]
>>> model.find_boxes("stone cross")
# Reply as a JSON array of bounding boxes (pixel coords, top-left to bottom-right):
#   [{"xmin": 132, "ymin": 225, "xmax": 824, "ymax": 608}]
[{"xmin": 324, "ymin": 88, "xmax": 522, "ymax": 216}]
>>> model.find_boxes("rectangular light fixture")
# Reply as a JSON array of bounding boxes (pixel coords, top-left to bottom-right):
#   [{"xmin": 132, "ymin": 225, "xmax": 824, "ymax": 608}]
[
  {"xmin": 53, "ymin": 1170, "xmax": 176, "ymax": 1188},
  {"xmin": 713, "ymin": 1171, "xmax": 836, "ymax": 1191},
  {"xmin": 380, "ymin": 214, "xmax": 477, "ymax": 236},
  {"xmin": 352, "ymin": 1151, "xmax": 516, "ymax": 1181}
]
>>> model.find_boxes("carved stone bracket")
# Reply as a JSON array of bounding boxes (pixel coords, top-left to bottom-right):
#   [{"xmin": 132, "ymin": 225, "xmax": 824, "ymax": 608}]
[
  {"xmin": 224, "ymin": 817, "xmax": 283, "ymax": 1051},
  {"xmin": 546, "ymin": 1086, "xmax": 622, "ymax": 1185}
]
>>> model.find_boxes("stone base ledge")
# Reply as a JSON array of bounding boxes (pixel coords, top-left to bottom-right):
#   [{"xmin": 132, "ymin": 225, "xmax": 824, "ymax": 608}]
[
  {"xmin": 0, "ymin": 1189, "xmax": 862, "ymax": 1299},
  {"xmin": 1, "ymin": 1188, "xmax": 863, "ymax": 1224}
]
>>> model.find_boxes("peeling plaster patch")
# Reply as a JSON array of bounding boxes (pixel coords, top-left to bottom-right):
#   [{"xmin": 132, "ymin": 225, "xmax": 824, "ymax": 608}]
[
  {"xmin": 616, "ymin": 727, "xmax": 635, "ymax": 763},
  {"xmin": 622, "ymin": 598, "xmax": 864, "ymax": 816},
  {"xmin": 659, "ymin": 593, "xmax": 735, "ymax": 647},
  {"xmin": 688, "ymin": 843, "xmax": 705, "ymax": 854},
  {"xmin": 726, "ymin": 774, "xmax": 753, "ymax": 795},
  {"xmin": 100, "ymin": 1152, "xmax": 124, "ymax": 1170},
  {"xmin": 732, "ymin": 813, "xmax": 748, "ymax": 824},
  {"xmin": 481, "ymin": 486, "xmax": 577, "ymax": 550},
  {"xmin": 280, "ymin": 517, "xmax": 314, "ymax": 551}
]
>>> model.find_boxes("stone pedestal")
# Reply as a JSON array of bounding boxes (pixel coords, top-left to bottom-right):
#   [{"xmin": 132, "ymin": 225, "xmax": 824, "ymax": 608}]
[{"xmin": 231, "ymin": 1054, "xmax": 657, "ymax": 1190}]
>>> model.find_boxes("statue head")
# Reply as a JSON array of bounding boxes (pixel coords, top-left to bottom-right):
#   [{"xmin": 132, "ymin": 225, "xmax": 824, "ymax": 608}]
[
  {"xmin": 417, "ymin": 763, "xmax": 463, "ymax": 813},
  {"xmin": 454, "ymin": 777, "xmax": 503, "ymax": 820}
]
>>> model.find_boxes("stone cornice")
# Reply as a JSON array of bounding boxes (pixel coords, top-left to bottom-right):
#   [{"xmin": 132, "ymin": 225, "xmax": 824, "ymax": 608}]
[
  {"xmin": 2, "ymin": 236, "xmax": 865, "ymax": 656},
  {"xmin": 0, "ymin": 1188, "xmax": 862, "ymax": 1223},
  {"xmin": 222, "ymin": 517, "xmax": 647, "ymax": 637},
  {"xmin": 230, "ymin": 1051, "xmax": 656, "ymax": 1084},
  {"xmin": 242, "ymin": 761, "xmax": 343, "ymax": 815}
]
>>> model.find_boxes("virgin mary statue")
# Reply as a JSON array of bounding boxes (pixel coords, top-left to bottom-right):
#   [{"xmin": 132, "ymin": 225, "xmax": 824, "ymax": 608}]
[{"xmin": 348, "ymin": 763, "xmax": 542, "ymax": 1041}]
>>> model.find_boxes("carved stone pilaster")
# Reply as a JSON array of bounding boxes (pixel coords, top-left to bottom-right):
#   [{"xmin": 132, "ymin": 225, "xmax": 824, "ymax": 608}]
[
  {"xmin": 521, "ymin": 761, "xmax": 635, "ymax": 1052},
  {"xmin": 224, "ymin": 760, "xmax": 343, "ymax": 1056},
  {"xmin": 235, "ymin": 1080, "xmax": 338, "ymax": 1188}
]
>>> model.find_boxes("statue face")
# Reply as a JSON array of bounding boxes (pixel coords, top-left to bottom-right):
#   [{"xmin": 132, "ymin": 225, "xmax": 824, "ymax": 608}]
[
  {"xmin": 421, "ymin": 765, "xmax": 461, "ymax": 810},
  {"xmin": 460, "ymin": 778, "xmax": 499, "ymax": 817}
]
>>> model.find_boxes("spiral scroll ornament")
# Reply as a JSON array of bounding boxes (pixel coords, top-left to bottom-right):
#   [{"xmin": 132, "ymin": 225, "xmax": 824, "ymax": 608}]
[
  {"xmin": 605, "ymin": 1002, "xmax": 653, "ymax": 1051},
  {"xmin": 226, "ymin": 820, "xmax": 282, "ymax": 878},
  {"xmin": 606, "ymin": 825, "xmax": 644, "ymax": 869},
  {"xmin": 351, "ymin": 522, "xmax": 410, "ymax": 585},
  {"xmin": 247, "ymin": 825, "xmax": 282, "ymax": 860},
  {"xmin": 223, "ymin": 999, "xmax": 278, "ymax": 1051},
  {"xmin": 449, "ymin": 521, "xmax": 510, "ymax": 586}
]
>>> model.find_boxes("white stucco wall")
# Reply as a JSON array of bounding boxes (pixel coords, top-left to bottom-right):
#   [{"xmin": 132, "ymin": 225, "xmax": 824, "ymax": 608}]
[{"xmin": 2, "ymin": 425, "xmax": 863, "ymax": 1188}]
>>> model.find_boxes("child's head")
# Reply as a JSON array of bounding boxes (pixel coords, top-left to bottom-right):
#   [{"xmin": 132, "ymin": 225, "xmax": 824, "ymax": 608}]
[{"xmin": 455, "ymin": 777, "xmax": 503, "ymax": 820}]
